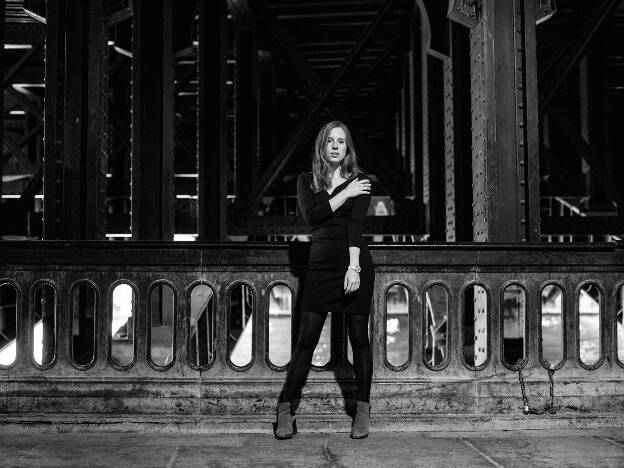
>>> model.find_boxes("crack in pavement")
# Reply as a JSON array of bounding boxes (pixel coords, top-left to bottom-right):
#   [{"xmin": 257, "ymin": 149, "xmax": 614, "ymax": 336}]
[
  {"xmin": 165, "ymin": 445, "xmax": 179, "ymax": 468},
  {"xmin": 322, "ymin": 438, "xmax": 346, "ymax": 468},
  {"xmin": 461, "ymin": 438, "xmax": 505, "ymax": 468}
]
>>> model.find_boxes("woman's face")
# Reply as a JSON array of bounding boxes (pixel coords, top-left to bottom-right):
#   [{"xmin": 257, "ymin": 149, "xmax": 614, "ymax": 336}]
[{"xmin": 325, "ymin": 126, "xmax": 347, "ymax": 167}]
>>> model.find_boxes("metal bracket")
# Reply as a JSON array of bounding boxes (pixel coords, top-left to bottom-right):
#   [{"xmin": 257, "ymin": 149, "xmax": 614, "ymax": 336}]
[
  {"xmin": 535, "ymin": 0, "xmax": 556, "ymax": 25},
  {"xmin": 447, "ymin": 0, "xmax": 480, "ymax": 29}
]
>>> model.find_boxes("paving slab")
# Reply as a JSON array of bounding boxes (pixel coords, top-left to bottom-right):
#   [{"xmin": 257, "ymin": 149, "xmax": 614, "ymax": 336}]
[{"xmin": 1, "ymin": 428, "xmax": 623, "ymax": 467}]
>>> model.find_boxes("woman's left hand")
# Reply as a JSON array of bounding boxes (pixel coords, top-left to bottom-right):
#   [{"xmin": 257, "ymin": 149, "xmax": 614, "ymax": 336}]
[{"xmin": 344, "ymin": 269, "xmax": 360, "ymax": 294}]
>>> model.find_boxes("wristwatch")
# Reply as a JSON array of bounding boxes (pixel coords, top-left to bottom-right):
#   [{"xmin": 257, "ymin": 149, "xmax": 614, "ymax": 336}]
[{"xmin": 348, "ymin": 265, "xmax": 361, "ymax": 273}]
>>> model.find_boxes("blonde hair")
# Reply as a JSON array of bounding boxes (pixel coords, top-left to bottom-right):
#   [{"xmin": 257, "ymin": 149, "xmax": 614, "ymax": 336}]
[{"xmin": 311, "ymin": 121, "xmax": 361, "ymax": 191}]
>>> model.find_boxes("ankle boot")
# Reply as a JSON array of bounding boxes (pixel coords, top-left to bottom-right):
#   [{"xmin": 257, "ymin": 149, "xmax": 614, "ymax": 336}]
[
  {"xmin": 350, "ymin": 401, "xmax": 370, "ymax": 439},
  {"xmin": 275, "ymin": 401, "xmax": 297, "ymax": 439}
]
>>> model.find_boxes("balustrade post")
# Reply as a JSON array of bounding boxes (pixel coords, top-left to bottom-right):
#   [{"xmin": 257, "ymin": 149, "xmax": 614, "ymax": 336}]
[
  {"xmin": 410, "ymin": 280, "xmax": 422, "ymax": 372},
  {"xmin": 134, "ymin": 280, "xmax": 149, "ymax": 371},
  {"xmin": 96, "ymin": 278, "xmax": 110, "ymax": 370},
  {"xmin": 564, "ymin": 278, "xmax": 580, "ymax": 368},
  {"xmin": 371, "ymin": 277, "xmax": 386, "ymax": 375},
  {"xmin": 174, "ymin": 280, "xmax": 187, "ymax": 374},
  {"xmin": 526, "ymin": 279, "xmax": 542, "ymax": 370},
  {"xmin": 488, "ymin": 278, "xmax": 502, "ymax": 373},
  {"xmin": 602, "ymin": 277, "xmax": 616, "ymax": 369},
  {"xmin": 254, "ymin": 277, "xmax": 269, "ymax": 372},
  {"xmin": 57, "ymin": 275, "xmax": 72, "ymax": 370},
  {"xmin": 215, "ymin": 281, "xmax": 230, "ymax": 371},
  {"xmin": 16, "ymin": 277, "xmax": 30, "ymax": 369}
]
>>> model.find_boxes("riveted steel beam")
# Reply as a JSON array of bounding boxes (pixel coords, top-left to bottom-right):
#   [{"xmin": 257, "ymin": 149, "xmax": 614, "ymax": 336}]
[
  {"xmin": 470, "ymin": 0, "xmax": 540, "ymax": 241},
  {"xmin": 130, "ymin": 0, "xmax": 175, "ymax": 240},
  {"xmin": 197, "ymin": 0, "xmax": 228, "ymax": 241},
  {"xmin": 0, "ymin": 0, "xmax": 5, "ymax": 199},
  {"xmin": 42, "ymin": 0, "xmax": 65, "ymax": 239},
  {"xmin": 235, "ymin": 26, "xmax": 258, "ymax": 201}
]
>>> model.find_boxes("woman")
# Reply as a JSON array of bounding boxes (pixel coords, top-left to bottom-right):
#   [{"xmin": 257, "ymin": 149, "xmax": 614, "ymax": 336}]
[{"xmin": 276, "ymin": 121, "xmax": 374, "ymax": 439}]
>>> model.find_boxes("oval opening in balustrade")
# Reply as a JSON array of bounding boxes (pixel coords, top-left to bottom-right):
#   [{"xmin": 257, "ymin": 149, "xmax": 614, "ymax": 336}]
[
  {"xmin": 618, "ymin": 284, "xmax": 624, "ymax": 364},
  {"xmin": 425, "ymin": 284, "xmax": 449, "ymax": 369},
  {"xmin": 111, "ymin": 283, "xmax": 135, "ymax": 367},
  {"xmin": 33, "ymin": 283, "xmax": 57, "ymax": 366},
  {"xmin": 229, "ymin": 283, "xmax": 255, "ymax": 368},
  {"xmin": 0, "ymin": 283, "xmax": 18, "ymax": 366},
  {"xmin": 385, "ymin": 284, "xmax": 409, "ymax": 368},
  {"xmin": 268, "ymin": 284, "xmax": 292, "ymax": 368},
  {"xmin": 149, "ymin": 283, "xmax": 175, "ymax": 368},
  {"xmin": 312, "ymin": 312, "xmax": 331, "ymax": 367},
  {"xmin": 541, "ymin": 284, "xmax": 564, "ymax": 366},
  {"xmin": 463, "ymin": 284, "xmax": 488, "ymax": 368},
  {"xmin": 502, "ymin": 284, "xmax": 526, "ymax": 367},
  {"xmin": 71, "ymin": 282, "xmax": 97, "ymax": 367},
  {"xmin": 579, "ymin": 283, "xmax": 601, "ymax": 366},
  {"xmin": 188, "ymin": 284, "xmax": 215, "ymax": 368}
]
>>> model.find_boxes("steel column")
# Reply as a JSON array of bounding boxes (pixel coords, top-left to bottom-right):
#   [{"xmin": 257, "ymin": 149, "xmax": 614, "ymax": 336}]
[
  {"xmin": 62, "ymin": 0, "xmax": 88, "ymax": 239},
  {"xmin": 469, "ymin": 0, "xmax": 540, "ymax": 242},
  {"xmin": 235, "ymin": 26, "xmax": 258, "ymax": 201},
  {"xmin": 0, "ymin": 0, "xmax": 4, "ymax": 204},
  {"xmin": 197, "ymin": 0, "xmax": 228, "ymax": 241},
  {"xmin": 130, "ymin": 0, "xmax": 175, "ymax": 240},
  {"xmin": 426, "ymin": 53, "xmax": 446, "ymax": 241},
  {"xmin": 450, "ymin": 23, "xmax": 472, "ymax": 241},
  {"xmin": 42, "ymin": 0, "xmax": 66, "ymax": 239},
  {"xmin": 85, "ymin": 0, "xmax": 108, "ymax": 240}
]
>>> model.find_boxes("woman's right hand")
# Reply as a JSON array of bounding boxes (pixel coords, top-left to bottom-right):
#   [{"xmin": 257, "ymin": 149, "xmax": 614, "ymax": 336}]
[{"xmin": 343, "ymin": 178, "xmax": 371, "ymax": 199}]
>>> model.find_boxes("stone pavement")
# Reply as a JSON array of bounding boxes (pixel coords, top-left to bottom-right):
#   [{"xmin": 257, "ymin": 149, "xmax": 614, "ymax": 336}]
[{"xmin": 1, "ymin": 428, "xmax": 624, "ymax": 467}]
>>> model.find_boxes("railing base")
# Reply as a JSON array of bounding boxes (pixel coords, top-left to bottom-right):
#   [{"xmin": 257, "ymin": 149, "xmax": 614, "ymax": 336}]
[{"xmin": 1, "ymin": 412, "xmax": 623, "ymax": 434}]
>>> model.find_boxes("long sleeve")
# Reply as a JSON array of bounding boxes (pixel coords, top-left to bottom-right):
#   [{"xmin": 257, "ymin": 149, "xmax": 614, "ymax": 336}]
[
  {"xmin": 297, "ymin": 172, "xmax": 333, "ymax": 226},
  {"xmin": 347, "ymin": 175, "xmax": 371, "ymax": 247}
]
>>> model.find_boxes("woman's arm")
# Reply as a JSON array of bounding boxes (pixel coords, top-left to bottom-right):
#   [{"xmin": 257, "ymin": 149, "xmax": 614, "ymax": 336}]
[
  {"xmin": 344, "ymin": 176, "xmax": 372, "ymax": 294},
  {"xmin": 346, "ymin": 183, "xmax": 372, "ymax": 248},
  {"xmin": 297, "ymin": 173, "xmax": 370, "ymax": 225},
  {"xmin": 297, "ymin": 173, "xmax": 333, "ymax": 225}
]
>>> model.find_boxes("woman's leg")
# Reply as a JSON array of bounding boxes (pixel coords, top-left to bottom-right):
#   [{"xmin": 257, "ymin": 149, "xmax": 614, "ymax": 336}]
[
  {"xmin": 279, "ymin": 311, "xmax": 328, "ymax": 403},
  {"xmin": 347, "ymin": 314, "xmax": 373, "ymax": 402}
]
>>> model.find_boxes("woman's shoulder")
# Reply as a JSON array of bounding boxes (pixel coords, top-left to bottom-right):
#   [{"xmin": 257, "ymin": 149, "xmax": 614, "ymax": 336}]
[
  {"xmin": 297, "ymin": 172, "xmax": 314, "ymax": 191},
  {"xmin": 298, "ymin": 171, "xmax": 313, "ymax": 181}
]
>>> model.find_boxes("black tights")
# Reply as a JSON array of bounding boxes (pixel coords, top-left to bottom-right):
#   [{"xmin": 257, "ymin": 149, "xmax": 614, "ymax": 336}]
[{"xmin": 279, "ymin": 312, "xmax": 372, "ymax": 404}]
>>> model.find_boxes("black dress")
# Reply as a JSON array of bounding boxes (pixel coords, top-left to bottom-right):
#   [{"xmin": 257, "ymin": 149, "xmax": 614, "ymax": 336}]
[{"xmin": 297, "ymin": 171, "xmax": 375, "ymax": 316}]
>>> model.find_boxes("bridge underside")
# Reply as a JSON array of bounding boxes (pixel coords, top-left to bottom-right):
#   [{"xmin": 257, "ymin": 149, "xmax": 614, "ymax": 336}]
[{"xmin": 1, "ymin": 0, "xmax": 624, "ymax": 434}]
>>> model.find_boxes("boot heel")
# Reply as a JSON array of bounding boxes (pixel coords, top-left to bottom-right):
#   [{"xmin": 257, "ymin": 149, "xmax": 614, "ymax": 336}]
[
  {"xmin": 292, "ymin": 418, "xmax": 297, "ymax": 434},
  {"xmin": 350, "ymin": 401, "xmax": 371, "ymax": 439},
  {"xmin": 276, "ymin": 401, "xmax": 296, "ymax": 439}
]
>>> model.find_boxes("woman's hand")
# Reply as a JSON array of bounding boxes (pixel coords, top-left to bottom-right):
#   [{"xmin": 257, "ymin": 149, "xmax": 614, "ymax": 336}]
[
  {"xmin": 344, "ymin": 269, "xmax": 360, "ymax": 294},
  {"xmin": 343, "ymin": 178, "xmax": 371, "ymax": 199}
]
